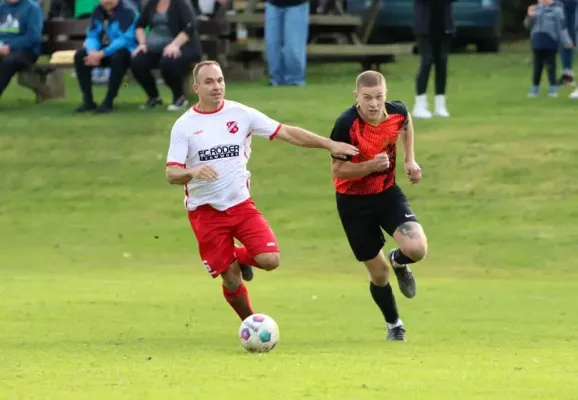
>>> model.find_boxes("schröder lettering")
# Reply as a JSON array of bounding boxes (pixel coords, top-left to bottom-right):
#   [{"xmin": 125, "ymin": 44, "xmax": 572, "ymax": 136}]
[{"xmin": 198, "ymin": 145, "xmax": 240, "ymax": 161}]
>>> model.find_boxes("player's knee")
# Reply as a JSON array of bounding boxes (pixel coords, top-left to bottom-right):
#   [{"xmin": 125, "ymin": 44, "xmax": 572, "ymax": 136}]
[
  {"xmin": 222, "ymin": 275, "xmax": 242, "ymax": 291},
  {"xmin": 221, "ymin": 263, "xmax": 243, "ymax": 289},
  {"xmin": 370, "ymin": 271, "xmax": 389, "ymax": 286},
  {"xmin": 404, "ymin": 241, "xmax": 428, "ymax": 262},
  {"xmin": 254, "ymin": 252, "xmax": 280, "ymax": 271},
  {"xmin": 364, "ymin": 258, "xmax": 390, "ymax": 285}
]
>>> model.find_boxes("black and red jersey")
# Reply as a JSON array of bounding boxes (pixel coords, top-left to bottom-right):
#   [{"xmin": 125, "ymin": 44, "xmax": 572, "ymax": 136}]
[{"xmin": 330, "ymin": 101, "xmax": 408, "ymax": 195}]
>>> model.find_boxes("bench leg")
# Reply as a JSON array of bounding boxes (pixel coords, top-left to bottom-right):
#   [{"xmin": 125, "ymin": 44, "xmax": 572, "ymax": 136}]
[
  {"xmin": 361, "ymin": 59, "xmax": 372, "ymax": 71},
  {"xmin": 17, "ymin": 68, "xmax": 66, "ymax": 103}
]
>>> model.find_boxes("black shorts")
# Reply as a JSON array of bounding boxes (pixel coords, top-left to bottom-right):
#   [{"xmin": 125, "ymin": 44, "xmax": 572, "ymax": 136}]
[{"xmin": 336, "ymin": 184, "xmax": 419, "ymax": 262}]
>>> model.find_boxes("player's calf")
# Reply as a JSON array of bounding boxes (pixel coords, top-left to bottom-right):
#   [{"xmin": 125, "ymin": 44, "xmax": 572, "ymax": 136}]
[
  {"xmin": 221, "ymin": 262, "xmax": 254, "ymax": 320},
  {"xmin": 363, "ymin": 252, "xmax": 405, "ymax": 340},
  {"xmin": 390, "ymin": 222, "xmax": 427, "ymax": 299}
]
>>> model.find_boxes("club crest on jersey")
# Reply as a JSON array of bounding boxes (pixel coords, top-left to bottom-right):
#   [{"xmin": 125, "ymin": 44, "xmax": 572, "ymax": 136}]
[{"xmin": 226, "ymin": 121, "xmax": 239, "ymax": 134}]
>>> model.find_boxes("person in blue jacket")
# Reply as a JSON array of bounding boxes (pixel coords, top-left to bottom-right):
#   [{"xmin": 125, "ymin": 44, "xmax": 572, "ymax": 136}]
[
  {"xmin": 0, "ymin": 0, "xmax": 43, "ymax": 100},
  {"xmin": 557, "ymin": 0, "xmax": 576, "ymax": 86},
  {"xmin": 74, "ymin": 0, "xmax": 139, "ymax": 113}
]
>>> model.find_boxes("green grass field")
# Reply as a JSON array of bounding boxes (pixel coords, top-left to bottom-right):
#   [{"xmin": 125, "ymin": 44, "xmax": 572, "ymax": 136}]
[{"xmin": 1, "ymin": 45, "xmax": 578, "ymax": 399}]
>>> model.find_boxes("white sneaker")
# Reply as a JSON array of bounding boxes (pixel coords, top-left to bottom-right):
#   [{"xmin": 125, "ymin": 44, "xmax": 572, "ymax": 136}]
[
  {"xmin": 167, "ymin": 97, "xmax": 189, "ymax": 111},
  {"xmin": 434, "ymin": 95, "xmax": 450, "ymax": 117},
  {"xmin": 412, "ymin": 94, "xmax": 432, "ymax": 119},
  {"xmin": 569, "ymin": 89, "xmax": 578, "ymax": 99}
]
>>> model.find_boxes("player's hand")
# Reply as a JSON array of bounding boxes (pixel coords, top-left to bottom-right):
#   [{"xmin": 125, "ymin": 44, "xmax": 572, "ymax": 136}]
[
  {"xmin": 404, "ymin": 160, "xmax": 422, "ymax": 184},
  {"xmin": 189, "ymin": 165, "xmax": 218, "ymax": 181},
  {"xmin": 368, "ymin": 152, "xmax": 390, "ymax": 172},
  {"xmin": 328, "ymin": 140, "xmax": 359, "ymax": 160},
  {"xmin": 565, "ymin": 43, "xmax": 574, "ymax": 49},
  {"xmin": 528, "ymin": 5, "xmax": 536, "ymax": 16},
  {"xmin": 0, "ymin": 44, "xmax": 10, "ymax": 55}
]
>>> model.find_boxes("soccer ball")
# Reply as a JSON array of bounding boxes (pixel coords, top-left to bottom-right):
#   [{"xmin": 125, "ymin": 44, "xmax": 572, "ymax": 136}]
[{"xmin": 238, "ymin": 313, "xmax": 279, "ymax": 353}]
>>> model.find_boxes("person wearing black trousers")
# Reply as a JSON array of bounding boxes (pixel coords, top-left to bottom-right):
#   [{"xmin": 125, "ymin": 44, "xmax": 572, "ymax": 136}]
[
  {"xmin": 73, "ymin": 0, "xmax": 139, "ymax": 114},
  {"xmin": 412, "ymin": 0, "xmax": 457, "ymax": 119},
  {"xmin": 130, "ymin": 0, "xmax": 202, "ymax": 111}
]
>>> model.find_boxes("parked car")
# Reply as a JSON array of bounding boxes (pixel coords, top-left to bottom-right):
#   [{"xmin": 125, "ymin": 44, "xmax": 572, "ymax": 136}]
[{"xmin": 346, "ymin": 0, "xmax": 501, "ymax": 53}]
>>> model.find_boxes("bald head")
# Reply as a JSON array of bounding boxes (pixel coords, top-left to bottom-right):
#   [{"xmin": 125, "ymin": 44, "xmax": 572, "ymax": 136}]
[
  {"xmin": 192, "ymin": 60, "xmax": 222, "ymax": 84},
  {"xmin": 192, "ymin": 60, "xmax": 225, "ymax": 109},
  {"xmin": 356, "ymin": 70, "xmax": 386, "ymax": 89}
]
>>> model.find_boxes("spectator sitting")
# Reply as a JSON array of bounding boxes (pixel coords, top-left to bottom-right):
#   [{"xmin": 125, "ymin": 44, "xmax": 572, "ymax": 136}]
[
  {"xmin": 74, "ymin": 0, "xmax": 139, "ymax": 114},
  {"xmin": 0, "ymin": 0, "xmax": 43, "ymax": 100},
  {"xmin": 130, "ymin": 0, "xmax": 202, "ymax": 111}
]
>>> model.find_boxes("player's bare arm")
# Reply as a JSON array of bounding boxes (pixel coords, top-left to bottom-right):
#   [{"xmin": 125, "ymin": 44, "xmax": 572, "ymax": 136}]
[
  {"xmin": 331, "ymin": 153, "xmax": 390, "ymax": 179},
  {"xmin": 166, "ymin": 165, "xmax": 217, "ymax": 185},
  {"xmin": 400, "ymin": 113, "xmax": 422, "ymax": 184},
  {"xmin": 275, "ymin": 125, "xmax": 359, "ymax": 159}
]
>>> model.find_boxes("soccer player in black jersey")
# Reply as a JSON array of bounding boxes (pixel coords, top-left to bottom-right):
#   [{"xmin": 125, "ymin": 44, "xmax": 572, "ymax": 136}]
[{"xmin": 329, "ymin": 71, "xmax": 428, "ymax": 341}]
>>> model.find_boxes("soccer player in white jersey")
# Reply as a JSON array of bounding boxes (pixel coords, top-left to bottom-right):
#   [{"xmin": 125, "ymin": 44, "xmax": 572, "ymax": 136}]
[{"xmin": 165, "ymin": 60, "xmax": 359, "ymax": 321}]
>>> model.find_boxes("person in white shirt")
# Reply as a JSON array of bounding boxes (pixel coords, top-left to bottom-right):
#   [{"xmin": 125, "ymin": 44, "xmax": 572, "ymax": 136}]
[{"xmin": 165, "ymin": 60, "xmax": 358, "ymax": 321}]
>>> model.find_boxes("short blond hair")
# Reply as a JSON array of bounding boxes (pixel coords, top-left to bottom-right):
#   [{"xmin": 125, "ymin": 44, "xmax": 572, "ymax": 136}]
[
  {"xmin": 192, "ymin": 60, "xmax": 222, "ymax": 84},
  {"xmin": 356, "ymin": 70, "xmax": 385, "ymax": 89}
]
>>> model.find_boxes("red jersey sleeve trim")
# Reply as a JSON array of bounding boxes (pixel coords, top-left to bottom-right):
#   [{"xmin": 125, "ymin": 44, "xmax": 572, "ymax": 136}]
[
  {"xmin": 269, "ymin": 124, "xmax": 282, "ymax": 140},
  {"xmin": 166, "ymin": 162, "xmax": 186, "ymax": 168}
]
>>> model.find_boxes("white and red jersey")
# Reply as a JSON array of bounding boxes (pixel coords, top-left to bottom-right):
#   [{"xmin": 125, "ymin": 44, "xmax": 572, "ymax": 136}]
[{"xmin": 166, "ymin": 100, "xmax": 282, "ymax": 211}]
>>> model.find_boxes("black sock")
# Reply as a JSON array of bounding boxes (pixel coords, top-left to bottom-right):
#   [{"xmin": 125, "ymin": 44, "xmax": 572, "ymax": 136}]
[
  {"xmin": 369, "ymin": 282, "xmax": 399, "ymax": 324},
  {"xmin": 394, "ymin": 248, "xmax": 416, "ymax": 265}
]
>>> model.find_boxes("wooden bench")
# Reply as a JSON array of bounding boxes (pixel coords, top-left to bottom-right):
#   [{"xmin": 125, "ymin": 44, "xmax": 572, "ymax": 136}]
[
  {"xmin": 232, "ymin": 40, "xmax": 412, "ymax": 70},
  {"xmin": 224, "ymin": 0, "xmax": 413, "ymax": 72},
  {"xmin": 18, "ymin": 17, "xmax": 233, "ymax": 102},
  {"xmin": 18, "ymin": 19, "xmax": 87, "ymax": 102}
]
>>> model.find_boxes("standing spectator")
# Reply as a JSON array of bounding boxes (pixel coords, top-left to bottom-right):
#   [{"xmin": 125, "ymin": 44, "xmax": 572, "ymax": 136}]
[
  {"xmin": 264, "ymin": 0, "xmax": 309, "ymax": 86},
  {"xmin": 525, "ymin": 0, "xmax": 573, "ymax": 98},
  {"xmin": 74, "ymin": 0, "xmax": 139, "ymax": 114},
  {"xmin": 130, "ymin": 0, "xmax": 202, "ymax": 110},
  {"xmin": 558, "ymin": 0, "xmax": 576, "ymax": 87},
  {"xmin": 411, "ymin": 0, "xmax": 456, "ymax": 119},
  {"xmin": 0, "ymin": 0, "xmax": 43, "ymax": 100}
]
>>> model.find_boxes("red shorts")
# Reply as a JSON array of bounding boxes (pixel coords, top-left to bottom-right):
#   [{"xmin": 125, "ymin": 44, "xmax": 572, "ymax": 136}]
[{"xmin": 188, "ymin": 198, "xmax": 279, "ymax": 278}]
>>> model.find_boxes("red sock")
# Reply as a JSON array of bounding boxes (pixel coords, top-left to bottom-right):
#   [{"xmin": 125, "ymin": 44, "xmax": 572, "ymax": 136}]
[
  {"xmin": 222, "ymin": 283, "xmax": 254, "ymax": 320},
  {"xmin": 234, "ymin": 245, "xmax": 260, "ymax": 268}
]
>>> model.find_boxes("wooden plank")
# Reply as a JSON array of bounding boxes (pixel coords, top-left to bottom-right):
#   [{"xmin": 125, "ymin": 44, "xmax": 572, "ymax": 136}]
[
  {"xmin": 43, "ymin": 19, "xmax": 90, "ymax": 37},
  {"xmin": 235, "ymin": 41, "xmax": 414, "ymax": 56},
  {"xmin": 18, "ymin": 67, "xmax": 66, "ymax": 102},
  {"xmin": 320, "ymin": 0, "xmax": 346, "ymax": 14},
  {"xmin": 42, "ymin": 39, "xmax": 85, "ymax": 54},
  {"xmin": 225, "ymin": 13, "xmax": 360, "ymax": 26},
  {"xmin": 198, "ymin": 19, "xmax": 230, "ymax": 36},
  {"xmin": 215, "ymin": 0, "xmax": 234, "ymax": 21},
  {"xmin": 232, "ymin": 0, "xmax": 265, "ymax": 10},
  {"xmin": 30, "ymin": 63, "xmax": 74, "ymax": 70},
  {"xmin": 358, "ymin": 0, "xmax": 381, "ymax": 44},
  {"xmin": 245, "ymin": 0, "xmax": 259, "ymax": 12},
  {"xmin": 307, "ymin": 43, "xmax": 413, "ymax": 56}
]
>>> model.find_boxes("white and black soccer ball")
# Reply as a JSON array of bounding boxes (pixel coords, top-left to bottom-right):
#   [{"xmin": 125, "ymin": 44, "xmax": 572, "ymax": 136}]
[{"xmin": 238, "ymin": 313, "xmax": 279, "ymax": 353}]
